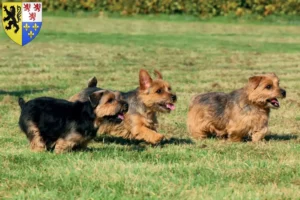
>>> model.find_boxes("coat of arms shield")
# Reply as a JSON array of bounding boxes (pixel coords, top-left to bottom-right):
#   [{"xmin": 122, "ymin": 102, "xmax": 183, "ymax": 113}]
[{"xmin": 2, "ymin": 2, "xmax": 42, "ymax": 46}]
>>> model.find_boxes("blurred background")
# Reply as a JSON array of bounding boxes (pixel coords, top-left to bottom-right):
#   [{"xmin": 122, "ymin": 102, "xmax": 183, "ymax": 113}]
[
  {"xmin": 1, "ymin": 0, "xmax": 300, "ymax": 19},
  {"xmin": 0, "ymin": 1, "xmax": 300, "ymax": 199},
  {"xmin": 1, "ymin": 0, "xmax": 299, "ymax": 139}
]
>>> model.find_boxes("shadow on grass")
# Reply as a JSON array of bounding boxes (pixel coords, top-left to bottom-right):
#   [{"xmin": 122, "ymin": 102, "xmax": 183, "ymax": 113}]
[
  {"xmin": 160, "ymin": 137, "xmax": 194, "ymax": 146},
  {"xmin": 0, "ymin": 89, "xmax": 49, "ymax": 97},
  {"xmin": 48, "ymin": 143, "xmax": 148, "ymax": 153},
  {"xmin": 94, "ymin": 135, "xmax": 194, "ymax": 147},
  {"xmin": 84, "ymin": 146, "xmax": 147, "ymax": 152},
  {"xmin": 198, "ymin": 133, "xmax": 298, "ymax": 142},
  {"xmin": 94, "ymin": 135, "xmax": 144, "ymax": 146},
  {"xmin": 265, "ymin": 133, "xmax": 298, "ymax": 141}
]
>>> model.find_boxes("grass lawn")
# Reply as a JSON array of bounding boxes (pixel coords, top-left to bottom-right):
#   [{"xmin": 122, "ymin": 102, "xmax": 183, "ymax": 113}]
[{"xmin": 0, "ymin": 14, "xmax": 300, "ymax": 199}]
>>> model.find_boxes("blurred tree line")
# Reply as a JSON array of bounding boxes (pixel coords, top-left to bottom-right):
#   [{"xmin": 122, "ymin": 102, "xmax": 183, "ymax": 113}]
[{"xmin": 1, "ymin": 0, "xmax": 299, "ymax": 18}]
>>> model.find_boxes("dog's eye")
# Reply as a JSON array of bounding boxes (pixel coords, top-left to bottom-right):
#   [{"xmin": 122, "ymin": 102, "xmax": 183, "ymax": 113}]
[
  {"xmin": 107, "ymin": 98, "xmax": 115, "ymax": 103},
  {"xmin": 156, "ymin": 89, "xmax": 162, "ymax": 94},
  {"xmin": 168, "ymin": 87, "xmax": 172, "ymax": 91},
  {"xmin": 265, "ymin": 85, "xmax": 272, "ymax": 90}
]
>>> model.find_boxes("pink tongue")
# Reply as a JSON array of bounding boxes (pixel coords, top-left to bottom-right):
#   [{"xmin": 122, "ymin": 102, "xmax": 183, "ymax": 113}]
[
  {"xmin": 166, "ymin": 103, "xmax": 175, "ymax": 110},
  {"xmin": 271, "ymin": 99, "xmax": 280, "ymax": 106},
  {"xmin": 271, "ymin": 99, "xmax": 278, "ymax": 103},
  {"xmin": 118, "ymin": 114, "xmax": 124, "ymax": 120}
]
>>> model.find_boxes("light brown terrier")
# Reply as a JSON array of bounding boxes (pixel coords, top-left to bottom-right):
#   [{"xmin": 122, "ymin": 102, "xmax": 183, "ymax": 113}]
[
  {"xmin": 69, "ymin": 69, "xmax": 177, "ymax": 144},
  {"xmin": 187, "ymin": 73, "xmax": 286, "ymax": 142}
]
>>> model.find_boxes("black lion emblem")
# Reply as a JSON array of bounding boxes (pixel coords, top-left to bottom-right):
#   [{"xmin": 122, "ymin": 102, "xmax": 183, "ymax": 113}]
[{"xmin": 3, "ymin": 5, "xmax": 21, "ymax": 33}]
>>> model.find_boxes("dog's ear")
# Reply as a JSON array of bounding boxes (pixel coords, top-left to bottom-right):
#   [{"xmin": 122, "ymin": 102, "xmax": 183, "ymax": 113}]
[
  {"xmin": 89, "ymin": 90, "xmax": 105, "ymax": 107},
  {"xmin": 139, "ymin": 69, "xmax": 153, "ymax": 90},
  {"xmin": 154, "ymin": 70, "xmax": 163, "ymax": 79},
  {"xmin": 114, "ymin": 91, "xmax": 121, "ymax": 100},
  {"xmin": 87, "ymin": 77, "xmax": 97, "ymax": 88},
  {"xmin": 248, "ymin": 76, "xmax": 264, "ymax": 90}
]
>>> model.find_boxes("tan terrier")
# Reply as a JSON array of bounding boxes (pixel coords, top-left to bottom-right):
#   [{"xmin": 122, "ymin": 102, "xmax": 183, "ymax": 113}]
[
  {"xmin": 70, "ymin": 69, "xmax": 177, "ymax": 144},
  {"xmin": 187, "ymin": 73, "xmax": 286, "ymax": 142}
]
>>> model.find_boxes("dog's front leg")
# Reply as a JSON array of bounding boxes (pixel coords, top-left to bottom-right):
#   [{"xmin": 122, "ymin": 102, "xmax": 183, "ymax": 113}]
[
  {"xmin": 131, "ymin": 126, "xmax": 164, "ymax": 145},
  {"xmin": 54, "ymin": 138, "xmax": 76, "ymax": 154},
  {"xmin": 251, "ymin": 127, "xmax": 268, "ymax": 142}
]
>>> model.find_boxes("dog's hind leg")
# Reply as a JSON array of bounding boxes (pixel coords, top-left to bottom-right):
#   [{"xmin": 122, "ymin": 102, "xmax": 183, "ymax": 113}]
[
  {"xmin": 187, "ymin": 121, "xmax": 210, "ymax": 140},
  {"xmin": 28, "ymin": 123, "xmax": 46, "ymax": 152},
  {"xmin": 227, "ymin": 130, "xmax": 243, "ymax": 142},
  {"xmin": 191, "ymin": 131, "xmax": 209, "ymax": 140}
]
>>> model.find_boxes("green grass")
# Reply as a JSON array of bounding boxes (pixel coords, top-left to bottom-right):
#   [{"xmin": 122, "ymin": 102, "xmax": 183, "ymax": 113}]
[{"xmin": 1, "ymin": 15, "xmax": 300, "ymax": 199}]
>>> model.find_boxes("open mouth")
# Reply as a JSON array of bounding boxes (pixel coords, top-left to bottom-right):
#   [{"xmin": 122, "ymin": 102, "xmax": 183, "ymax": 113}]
[
  {"xmin": 103, "ymin": 112, "xmax": 125, "ymax": 123},
  {"xmin": 159, "ymin": 103, "xmax": 176, "ymax": 111},
  {"xmin": 267, "ymin": 98, "xmax": 280, "ymax": 108},
  {"xmin": 117, "ymin": 113, "xmax": 125, "ymax": 120}
]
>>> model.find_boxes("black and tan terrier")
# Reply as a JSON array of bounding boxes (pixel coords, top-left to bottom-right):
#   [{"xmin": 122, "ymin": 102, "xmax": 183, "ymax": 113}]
[
  {"xmin": 69, "ymin": 69, "xmax": 177, "ymax": 144},
  {"xmin": 187, "ymin": 73, "xmax": 286, "ymax": 142},
  {"xmin": 18, "ymin": 90, "xmax": 128, "ymax": 153}
]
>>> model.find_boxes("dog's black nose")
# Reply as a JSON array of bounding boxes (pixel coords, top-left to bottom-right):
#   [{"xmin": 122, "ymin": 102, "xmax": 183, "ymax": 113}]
[
  {"xmin": 122, "ymin": 102, "xmax": 129, "ymax": 113},
  {"xmin": 172, "ymin": 94, "xmax": 177, "ymax": 102},
  {"xmin": 281, "ymin": 89, "xmax": 286, "ymax": 98}
]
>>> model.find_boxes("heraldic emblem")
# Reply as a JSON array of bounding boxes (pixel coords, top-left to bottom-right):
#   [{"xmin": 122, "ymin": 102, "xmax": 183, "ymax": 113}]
[{"xmin": 2, "ymin": 2, "xmax": 42, "ymax": 46}]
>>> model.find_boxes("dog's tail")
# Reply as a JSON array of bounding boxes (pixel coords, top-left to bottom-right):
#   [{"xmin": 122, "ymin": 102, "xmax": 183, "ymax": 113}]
[{"xmin": 18, "ymin": 97, "xmax": 26, "ymax": 109}]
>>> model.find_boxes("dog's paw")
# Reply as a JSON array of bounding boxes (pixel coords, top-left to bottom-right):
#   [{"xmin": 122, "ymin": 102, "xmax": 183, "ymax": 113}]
[{"xmin": 150, "ymin": 133, "xmax": 165, "ymax": 145}]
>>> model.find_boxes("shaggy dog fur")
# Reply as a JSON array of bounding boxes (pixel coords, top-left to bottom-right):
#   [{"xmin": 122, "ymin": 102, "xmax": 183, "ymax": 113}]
[
  {"xmin": 19, "ymin": 90, "xmax": 128, "ymax": 153},
  {"xmin": 69, "ymin": 69, "xmax": 177, "ymax": 144},
  {"xmin": 187, "ymin": 73, "xmax": 286, "ymax": 142}
]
